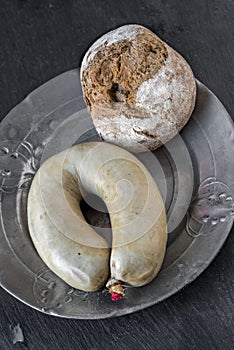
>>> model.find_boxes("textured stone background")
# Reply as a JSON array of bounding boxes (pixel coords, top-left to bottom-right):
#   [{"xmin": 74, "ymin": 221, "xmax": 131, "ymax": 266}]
[{"xmin": 0, "ymin": 1, "xmax": 233, "ymax": 349}]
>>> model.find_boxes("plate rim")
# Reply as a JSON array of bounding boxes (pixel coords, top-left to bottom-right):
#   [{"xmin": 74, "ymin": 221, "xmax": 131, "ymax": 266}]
[{"xmin": 0, "ymin": 69, "xmax": 233, "ymax": 319}]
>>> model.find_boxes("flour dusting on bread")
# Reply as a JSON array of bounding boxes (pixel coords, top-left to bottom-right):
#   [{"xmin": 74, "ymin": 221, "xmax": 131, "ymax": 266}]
[{"xmin": 81, "ymin": 24, "xmax": 196, "ymax": 152}]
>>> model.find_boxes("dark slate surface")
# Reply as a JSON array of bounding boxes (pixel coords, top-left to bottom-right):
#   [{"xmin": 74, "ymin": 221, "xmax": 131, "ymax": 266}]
[{"xmin": 0, "ymin": 1, "xmax": 233, "ymax": 349}]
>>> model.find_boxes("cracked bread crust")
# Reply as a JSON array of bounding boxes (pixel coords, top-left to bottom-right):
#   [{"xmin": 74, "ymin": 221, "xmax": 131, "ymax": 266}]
[
  {"xmin": 81, "ymin": 25, "xmax": 196, "ymax": 152},
  {"xmin": 82, "ymin": 31, "xmax": 168, "ymax": 108}
]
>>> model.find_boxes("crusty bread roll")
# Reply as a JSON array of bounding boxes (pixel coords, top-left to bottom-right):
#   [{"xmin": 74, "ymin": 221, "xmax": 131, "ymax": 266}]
[{"xmin": 81, "ymin": 24, "xmax": 196, "ymax": 151}]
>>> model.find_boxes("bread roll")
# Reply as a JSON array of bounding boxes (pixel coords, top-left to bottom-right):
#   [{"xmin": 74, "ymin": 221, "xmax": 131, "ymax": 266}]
[{"xmin": 81, "ymin": 24, "xmax": 196, "ymax": 151}]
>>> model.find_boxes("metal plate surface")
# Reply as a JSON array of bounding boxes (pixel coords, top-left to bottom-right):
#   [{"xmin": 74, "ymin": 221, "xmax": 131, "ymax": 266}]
[{"xmin": 0, "ymin": 69, "xmax": 233, "ymax": 318}]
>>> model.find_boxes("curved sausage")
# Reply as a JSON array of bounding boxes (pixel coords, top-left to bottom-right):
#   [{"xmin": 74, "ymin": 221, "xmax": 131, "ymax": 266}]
[{"xmin": 27, "ymin": 142, "xmax": 167, "ymax": 294}]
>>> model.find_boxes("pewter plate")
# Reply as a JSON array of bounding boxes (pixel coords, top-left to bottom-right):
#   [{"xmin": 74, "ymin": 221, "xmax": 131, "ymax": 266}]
[{"xmin": 0, "ymin": 69, "xmax": 233, "ymax": 319}]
